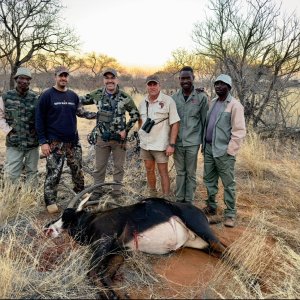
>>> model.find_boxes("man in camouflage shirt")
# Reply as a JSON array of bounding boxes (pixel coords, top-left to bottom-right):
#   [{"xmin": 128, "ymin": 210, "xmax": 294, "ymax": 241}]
[
  {"xmin": 0, "ymin": 67, "xmax": 39, "ymax": 184},
  {"xmin": 81, "ymin": 68, "xmax": 140, "ymax": 199}
]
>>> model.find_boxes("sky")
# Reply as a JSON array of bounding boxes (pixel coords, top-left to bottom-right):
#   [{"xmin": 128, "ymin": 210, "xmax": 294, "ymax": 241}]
[{"xmin": 61, "ymin": 0, "xmax": 300, "ymax": 69}]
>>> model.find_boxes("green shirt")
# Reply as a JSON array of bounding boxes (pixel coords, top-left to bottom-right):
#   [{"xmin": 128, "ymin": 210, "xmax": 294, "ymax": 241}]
[
  {"xmin": 172, "ymin": 88, "xmax": 208, "ymax": 146},
  {"xmin": 3, "ymin": 88, "xmax": 39, "ymax": 150}
]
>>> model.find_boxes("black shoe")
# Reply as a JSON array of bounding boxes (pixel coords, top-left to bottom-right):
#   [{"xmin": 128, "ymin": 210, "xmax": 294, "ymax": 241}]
[
  {"xmin": 89, "ymin": 191, "xmax": 104, "ymax": 201},
  {"xmin": 202, "ymin": 206, "xmax": 217, "ymax": 216},
  {"xmin": 110, "ymin": 190, "xmax": 123, "ymax": 199}
]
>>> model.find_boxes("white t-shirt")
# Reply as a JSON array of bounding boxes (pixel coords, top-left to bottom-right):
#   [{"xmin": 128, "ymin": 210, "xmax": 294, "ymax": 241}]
[{"xmin": 138, "ymin": 92, "xmax": 180, "ymax": 151}]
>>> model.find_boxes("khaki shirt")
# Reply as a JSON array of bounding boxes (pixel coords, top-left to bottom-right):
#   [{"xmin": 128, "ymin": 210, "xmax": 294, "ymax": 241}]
[
  {"xmin": 139, "ymin": 92, "xmax": 180, "ymax": 151},
  {"xmin": 172, "ymin": 88, "xmax": 208, "ymax": 146},
  {"xmin": 203, "ymin": 94, "xmax": 246, "ymax": 157}
]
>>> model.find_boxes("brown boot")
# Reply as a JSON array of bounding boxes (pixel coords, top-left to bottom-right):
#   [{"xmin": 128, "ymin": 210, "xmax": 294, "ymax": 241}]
[{"xmin": 224, "ymin": 217, "xmax": 236, "ymax": 228}]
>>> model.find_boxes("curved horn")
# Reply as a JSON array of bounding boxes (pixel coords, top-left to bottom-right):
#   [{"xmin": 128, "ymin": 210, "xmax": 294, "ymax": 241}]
[{"xmin": 67, "ymin": 182, "xmax": 122, "ymax": 208}]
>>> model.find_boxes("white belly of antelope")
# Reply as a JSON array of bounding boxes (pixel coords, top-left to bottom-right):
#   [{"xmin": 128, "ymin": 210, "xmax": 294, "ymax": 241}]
[{"xmin": 124, "ymin": 216, "xmax": 209, "ymax": 254}]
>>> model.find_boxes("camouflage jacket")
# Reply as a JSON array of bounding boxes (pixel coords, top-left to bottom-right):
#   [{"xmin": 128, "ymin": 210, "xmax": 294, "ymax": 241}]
[
  {"xmin": 80, "ymin": 86, "xmax": 140, "ymax": 135},
  {"xmin": 1, "ymin": 88, "xmax": 39, "ymax": 150}
]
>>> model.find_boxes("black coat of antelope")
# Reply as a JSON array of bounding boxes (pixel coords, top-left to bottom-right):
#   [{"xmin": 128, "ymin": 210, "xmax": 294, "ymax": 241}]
[{"xmin": 44, "ymin": 183, "xmax": 226, "ymax": 299}]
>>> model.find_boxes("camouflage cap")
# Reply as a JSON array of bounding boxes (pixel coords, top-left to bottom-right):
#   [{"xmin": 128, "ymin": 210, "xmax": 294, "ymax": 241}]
[
  {"xmin": 14, "ymin": 67, "xmax": 32, "ymax": 79},
  {"xmin": 103, "ymin": 68, "xmax": 117, "ymax": 77},
  {"xmin": 145, "ymin": 75, "xmax": 160, "ymax": 85},
  {"xmin": 214, "ymin": 74, "xmax": 232, "ymax": 88},
  {"xmin": 55, "ymin": 66, "xmax": 70, "ymax": 76}
]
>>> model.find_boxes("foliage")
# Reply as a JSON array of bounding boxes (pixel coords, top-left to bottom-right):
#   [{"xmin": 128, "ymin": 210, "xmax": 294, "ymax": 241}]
[
  {"xmin": 0, "ymin": 0, "xmax": 79, "ymax": 88},
  {"xmin": 192, "ymin": 0, "xmax": 300, "ymax": 130}
]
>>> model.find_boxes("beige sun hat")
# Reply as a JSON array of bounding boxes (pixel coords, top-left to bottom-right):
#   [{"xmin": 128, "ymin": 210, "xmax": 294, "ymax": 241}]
[
  {"xmin": 214, "ymin": 74, "xmax": 232, "ymax": 87},
  {"xmin": 14, "ymin": 67, "xmax": 32, "ymax": 79}
]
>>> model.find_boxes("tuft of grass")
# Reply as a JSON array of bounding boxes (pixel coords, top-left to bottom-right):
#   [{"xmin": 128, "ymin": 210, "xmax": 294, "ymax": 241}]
[
  {"xmin": 205, "ymin": 212, "xmax": 300, "ymax": 299},
  {"xmin": 0, "ymin": 180, "xmax": 43, "ymax": 225},
  {"xmin": 0, "ymin": 217, "xmax": 99, "ymax": 299}
]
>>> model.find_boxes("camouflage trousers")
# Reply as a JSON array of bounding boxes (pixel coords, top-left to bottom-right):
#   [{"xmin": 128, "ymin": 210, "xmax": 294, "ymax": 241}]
[{"xmin": 44, "ymin": 141, "xmax": 84, "ymax": 205}]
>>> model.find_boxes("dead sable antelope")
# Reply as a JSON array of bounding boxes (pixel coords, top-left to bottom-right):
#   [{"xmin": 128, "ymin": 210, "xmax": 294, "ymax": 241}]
[{"xmin": 44, "ymin": 183, "xmax": 226, "ymax": 299}]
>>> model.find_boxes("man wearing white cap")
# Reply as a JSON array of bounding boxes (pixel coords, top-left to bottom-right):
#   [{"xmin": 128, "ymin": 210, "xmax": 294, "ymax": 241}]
[
  {"xmin": 0, "ymin": 67, "xmax": 39, "ymax": 183},
  {"xmin": 202, "ymin": 74, "xmax": 246, "ymax": 227}
]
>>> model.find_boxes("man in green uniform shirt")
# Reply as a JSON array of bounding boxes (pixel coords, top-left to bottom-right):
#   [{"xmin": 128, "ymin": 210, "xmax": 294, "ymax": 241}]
[{"xmin": 172, "ymin": 66, "xmax": 209, "ymax": 204}]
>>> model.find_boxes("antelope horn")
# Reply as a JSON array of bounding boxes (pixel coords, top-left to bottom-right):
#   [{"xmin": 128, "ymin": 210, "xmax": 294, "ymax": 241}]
[{"xmin": 67, "ymin": 182, "xmax": 122, "ymax": 208}]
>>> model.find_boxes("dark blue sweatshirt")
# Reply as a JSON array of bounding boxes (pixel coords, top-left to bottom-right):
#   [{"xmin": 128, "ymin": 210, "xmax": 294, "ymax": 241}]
[{"xmin": 35, "ymin": 87, "xmax": 79, "ymax": 144}]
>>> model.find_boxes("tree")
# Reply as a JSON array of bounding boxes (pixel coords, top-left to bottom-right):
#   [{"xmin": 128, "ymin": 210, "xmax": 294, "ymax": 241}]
[
  {"xmin": 28, "ymin": 52, "xmax": 84, "ymax": 74},
  {"xmin": 0, "ymin": 0, "xmax": 79, "ymax": 89},
  {"xmin": 163, "ymin": 48, "xmax": 217, "ymax": 93},
  {"xmin": 83, "ymin": 52, "xmax": 124, "ymax": 78},
  {"xmin": 192, "ymin": 0, "xmax": 300, "ymax": 130},
  {"xmin": 164, "ymin": 48, "xmax": 215, "ymax": 78}
]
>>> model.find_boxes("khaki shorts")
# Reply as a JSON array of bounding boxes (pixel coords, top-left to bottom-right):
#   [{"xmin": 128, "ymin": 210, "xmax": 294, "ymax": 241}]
[{"xmin": 140, "ymin": 148, "xmax": 168, "ymax": 163}]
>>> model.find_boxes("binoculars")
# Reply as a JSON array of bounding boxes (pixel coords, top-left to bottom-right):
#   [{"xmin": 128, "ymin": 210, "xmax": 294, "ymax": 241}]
[{"xmin": 141, "ymin": 118, "xmax": 155, "ymax": 133}]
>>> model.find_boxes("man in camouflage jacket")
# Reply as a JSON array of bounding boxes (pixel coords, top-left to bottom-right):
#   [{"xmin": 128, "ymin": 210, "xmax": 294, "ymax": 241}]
[
  {"xmin": 0, "ymin": 67, "xmax": 39, "ymax": 183},
  {"xmin": 81, "ymin": 68, "xmax": 140, "ymax": 199}
]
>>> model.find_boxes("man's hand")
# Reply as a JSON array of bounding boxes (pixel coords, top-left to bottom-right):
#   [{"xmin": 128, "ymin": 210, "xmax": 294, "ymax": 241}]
[
  {"xmin": 165, "ymin": 145, "xmax": 175, "ymax": 156},
  {"xmin": 119, "ymin": 130, "xmax": 127, "ymax": 140},
  {"xmin": 41, "ymin": 143, "xmax": 51, "ymax": 157}
]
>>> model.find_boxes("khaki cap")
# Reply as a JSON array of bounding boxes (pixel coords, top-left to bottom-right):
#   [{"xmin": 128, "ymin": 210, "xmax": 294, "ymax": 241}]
[
  {"xmin": 14, "ymin": 67, "xmax": 32, "ymax": 79},
  {"xmin": 214, "ymin": 74, "xmax": 232, "ymax": 87}
]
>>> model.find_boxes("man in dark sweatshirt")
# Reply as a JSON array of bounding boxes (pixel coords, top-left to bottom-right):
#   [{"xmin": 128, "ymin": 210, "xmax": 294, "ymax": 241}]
[{"xmin": 35, "ymin": 66, "xmax": 96, "ymax": 213}]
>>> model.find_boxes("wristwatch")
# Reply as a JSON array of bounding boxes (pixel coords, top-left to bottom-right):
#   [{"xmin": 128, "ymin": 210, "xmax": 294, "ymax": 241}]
[{"xmin": 169, "ymin": 143, "xmax": 176, "ymax": 148}]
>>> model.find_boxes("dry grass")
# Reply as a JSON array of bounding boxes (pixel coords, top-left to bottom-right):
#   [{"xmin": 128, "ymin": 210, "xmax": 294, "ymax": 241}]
[
  {"xmin": 205, "ymin": 212, "xmax": 300, "ymax": 299},
  {"xmin": 0, "ymin": 214, "xmax": 99, "ymax": 299},
  {"xmin": 0, "ymin": 106, "xmax": 300, "ymax": 298}
]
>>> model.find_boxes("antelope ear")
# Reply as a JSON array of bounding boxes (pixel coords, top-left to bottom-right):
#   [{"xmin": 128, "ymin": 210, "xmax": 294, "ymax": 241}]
[{"xmin": 77, "ymin": 193, "xmax": 91, "ymax": 212}]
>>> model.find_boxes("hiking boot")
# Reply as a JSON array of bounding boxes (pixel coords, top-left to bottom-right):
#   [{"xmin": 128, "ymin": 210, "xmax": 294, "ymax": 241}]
[
  {"xmin": 89, "ymin": 191, "xmax": 104, "ymax": 201},
  {"xmin": 224, "ymin": 217, "xmax": 236, "ymax": 228},
  {"xmin": 110, "ymin": 190, "xmax": 123, "ymax": 199},
  {"xmin": 47, "ymin": 203, "xmax": 59, "ymax": 214},
  {"xmin": 202, "ymin": 206, "xmax": 217, "ymax": 216}
]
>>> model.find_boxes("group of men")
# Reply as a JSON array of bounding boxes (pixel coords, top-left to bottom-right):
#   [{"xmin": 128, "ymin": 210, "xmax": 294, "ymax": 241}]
[{"xmin": 0, "ymin": 65, "xmax": 246, "ymax": 227}]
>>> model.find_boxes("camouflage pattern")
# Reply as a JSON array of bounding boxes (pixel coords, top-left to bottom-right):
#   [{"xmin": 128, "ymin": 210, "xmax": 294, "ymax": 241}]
[
  {"xmin": 2, "ymin": 89, "xmax": 39, "ymax": 150},
  {"xmin": 80, "ymin": 86, "xmax": 140, "ymax": 137},
  {"xmin": 44, "ymin": 141, "xmax": 84, "ymax": 205},
  {"xmin": 76, "ymin": 102, "xmax": 97, "ymax": 119}
]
